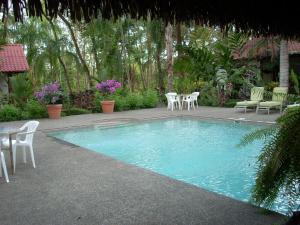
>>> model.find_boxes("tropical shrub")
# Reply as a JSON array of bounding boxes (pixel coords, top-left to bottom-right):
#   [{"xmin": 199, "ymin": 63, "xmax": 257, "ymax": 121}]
[
  {"xmin": 290, "ymin": 70, "xmax": 299, "ymax": 95},
  {"xmin": 112, "ymin": 95, "xmax": 129, "ymax": 111},
  {"xmin": 70, "ymin": 90, "xmax": 95, "ymax": 109},
  {"xmin": 126, "ymin": 93, "xmax": 144, "ymax": 109},
  {"xmin": 24, "ymin": 100, "xmax": 47, "ymax": 119},
  {"xmin": 264, "ymin": 81, "xmax": 279, "ymax": 92},
  {"xmin": 64, "ymin": 107, "xmax": 91, "ymax": 116},
  {"xmin": 223, "ymin": 99, "xmax": 239, "ymax": 108},
  {"xmin": 174, "ymin": 77, "xmax": 197, "ymax": 94},
  {"xmin": 0, "ymin": 105, "xmax": 22, "ymax": 121},
  {"xmin": 239, "ymin": 107, "xmax": 300, "ymax": 213},
  {"xmin": 10, "ymin": 74, "xmax": 33, "ymax": 107},
  {"xmin": 199, "ymin": 82, "xmax": 219, "ymax": 106},
  {"xmin": 142, "ymin": 90, "xmax": 158, "ymax": 108}
]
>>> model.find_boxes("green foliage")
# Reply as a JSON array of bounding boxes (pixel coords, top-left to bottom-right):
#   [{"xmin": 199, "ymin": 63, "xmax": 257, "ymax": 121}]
[
  {"xmin": 0, "ymin": 92, "xmax": 9, "ymax": 105},
  {"xmin": 0, "ymin": 105, "xmax": 22, "ymax": 121},
  {"xmin": 112, "ymin": 95, "xmax": 129, "ymax": 111},
  {"xmin": 264, "ymin": 81, "xmax": 279, "ymax": 92},
  {"xmin": 223, "ymin": 99, "xmax": 239, "ymax": 108},
  {"xmin": 64, "ymin": 107, "xmax": 91, "ymax": 116},
  {"xmin": 290, "ymin": 70, "xmax": 299, "ymax": 95},
  {"xmin": 10, "ymin": 74, "xmax": 33, "ymax": 107},
  {"xmin": 175, "ymin": 45, "xmax": 215, "ymax": 81},
  {"xmin": 199, "ymin": 82, "xmax": 219, "ymax": 106},
  {"xmin": 126, "ymin": 92, "xmax": 144, "ymax": 109},
  {"xmin": 174, "ymin": 77, "xmax": 198, "ymax": 94},
  {"xmin": 93, "ymin": 89, "xmax": 157, "ymax": 112},
  {"xmin": 142, "ymin": 90, "xmax": 158, "ymax": 108},
  {"xmin": 239, "ymin": 107, "xmax": 300, "ymax": 212},
  {"xmin": 23, "ymin": 100, "xmax": 47, "ymax": 119}
]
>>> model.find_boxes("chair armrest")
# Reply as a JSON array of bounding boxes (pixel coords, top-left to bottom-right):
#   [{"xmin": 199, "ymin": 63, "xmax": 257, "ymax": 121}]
[{"xmin": 16, "ymin": 131, "xmax": 35, "ymax": 142}]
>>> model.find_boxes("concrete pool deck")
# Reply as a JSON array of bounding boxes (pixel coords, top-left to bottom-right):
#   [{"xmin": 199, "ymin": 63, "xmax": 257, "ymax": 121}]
[{"xmin": 0, "ymin": 107, "xmax": 286, "ymax": 225}]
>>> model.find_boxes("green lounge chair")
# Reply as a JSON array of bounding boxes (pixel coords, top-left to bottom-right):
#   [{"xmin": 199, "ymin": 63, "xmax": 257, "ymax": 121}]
[
  {"xmin": 256, "ymin": 87, "xmax": 288, "ymax": 114},
  {"xmin": 234, "ymin": 87, "xmax": 264, "ymax": 113}
]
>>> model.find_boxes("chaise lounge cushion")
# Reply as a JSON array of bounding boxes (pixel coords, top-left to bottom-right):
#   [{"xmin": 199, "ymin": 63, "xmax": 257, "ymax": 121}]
[
  {"xmin": 236, "ymin": 100, "xmax": 259, "ymax": 106},
  {"xmin": 259, "ymin": 101, "xmax": 281, "ymax": 107}
]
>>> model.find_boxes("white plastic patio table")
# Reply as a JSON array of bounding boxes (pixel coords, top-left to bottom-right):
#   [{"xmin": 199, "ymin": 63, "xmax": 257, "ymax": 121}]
[
  {"xmin": 0, "ymin": 127, "xmax": 21, "ymax": 175},
  {"xmin": 179, "ymin": 94, "xmax": 189, "ymax": 109}
]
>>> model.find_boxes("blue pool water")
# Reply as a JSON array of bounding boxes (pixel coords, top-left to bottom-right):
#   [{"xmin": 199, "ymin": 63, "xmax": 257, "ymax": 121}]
[{"xmin": 50, "ymin": 118, "xmax": 286, "ymax": 214}]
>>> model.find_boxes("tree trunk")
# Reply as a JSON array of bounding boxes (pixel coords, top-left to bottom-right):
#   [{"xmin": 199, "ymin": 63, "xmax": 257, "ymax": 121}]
[
  {"xmin": 58, "ymin": 13, "xmax": 93, "ymax": 89},
  {"xmin": 156, "ymin": 50, "xmax": 164, "ymax": 94},
  {"xmin": 165, "ymin": 22, "xmax": 174, "ymax": 92},
  {"xmin": 91, "ymin": 36, "xmax": 101, "ymax": 80},
  {"xmin": 176, "ymin": 22, "xmax": 182, "ymax": 58},
  {"xmin": 45, "ymin": 16, "xmax": 73, "ymax": 94},
  {"xmin": 2, "ymin": 16, "xmax": 8, "ymax": 42},
  {"xmin": 279, "ymin": 39, "xmax": 289, "ymax": 87}
]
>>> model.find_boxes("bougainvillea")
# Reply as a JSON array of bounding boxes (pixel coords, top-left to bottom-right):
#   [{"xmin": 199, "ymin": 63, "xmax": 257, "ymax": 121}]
[
  {"xmin": 35, "ymin": 81, "xmax": 63, "ymax": 104},
  {"xmin": 96, "ymin": 80, "xmax": 121, "ymax": 96}
]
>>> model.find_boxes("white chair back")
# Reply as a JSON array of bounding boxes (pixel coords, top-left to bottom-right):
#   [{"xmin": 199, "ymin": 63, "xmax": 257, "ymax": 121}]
[
  {"xmin": 166, "ymin": 93, "xmax": 178, "ymax": 101},
  {"xmin": 20, "ymin": 121, "xmax": 39, "ymax": 144},
  {"xmin": 191, "ymin": 92, "xmax": 199, "ymax": 101},
  {"xmin": 192, "ymin": 92, "xmax": 200, "ymax": 97}
]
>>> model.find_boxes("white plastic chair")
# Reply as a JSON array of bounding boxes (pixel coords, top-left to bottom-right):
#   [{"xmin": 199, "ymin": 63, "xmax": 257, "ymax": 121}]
[
  {"xmin": 191, "ymin": 92, "xmax": 200, "ymax": 108},
  {"xmin": 165, "ymin": 93, "xmax": 181, "ymax": 111},
  {"xmin": 182, "ymin": 94, "xmax": 195, "ymax": 111},
  {"xmin": 0, "ymin": 147, "xmax": 9, "ymax": 183},
  {"xmin": 1, "ymin": 121, "xmax": 39, "ymax": 173}
]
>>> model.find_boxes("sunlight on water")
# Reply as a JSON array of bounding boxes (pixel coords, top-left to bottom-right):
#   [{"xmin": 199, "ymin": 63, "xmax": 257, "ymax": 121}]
[{"xmin": 50, "ymin": 118, "xmax": 288, "ymax": 214}]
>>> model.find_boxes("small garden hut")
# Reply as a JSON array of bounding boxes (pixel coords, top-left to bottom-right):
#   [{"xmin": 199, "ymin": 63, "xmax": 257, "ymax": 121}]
[{"xmin": 0, "ymin": 44, "xmax": 29, "ymax": 94}]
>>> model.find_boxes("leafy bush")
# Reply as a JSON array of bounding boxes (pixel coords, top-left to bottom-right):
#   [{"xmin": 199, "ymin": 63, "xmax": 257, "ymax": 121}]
[
  {"xmin": 264, "ymin": 81, "xmax": 279, "ymax": 92},
  {"xmin": 199, "ymin": 82, "xmax": 219, "ymax": 106},
  {"xmin": 65, "ymin": 107, "xmax": 91, "ymax": 116},
  {"xmin": 93, "ymin": 89, "xmax": 157, "ymax": 112},
  {"xmin": 70, "ymin": 90, "xmax": 95, "ymax": 110},
  {"xmin": 142, "ymin": 90, "xmax": 158, "ymax": 108},
  {"xmin": 93, "ymin": 92, "xmax": 104, "ymax": 112},
  {"xmin": 223, "ymin": 99, "xmax": 239, "ymax": 108},
  {"xmin": 0, "ymin": 105, "xmax": 22, "ymax": 122},
  {"xmin": 24, "ymin": 100, "xmax": 47, "ymax": 119},
  {"xmin": 10, "ymin": 74, "xmax": 33, "ymax": 107},
  {"xmin": 126, "ymin": 93, "xmax": 144, "ymax": 109},
  {"xmin": 112, "ymin": 95, "xmax": 129, "ymax": 111},
  {"xmin": 290, "ymin": 70, "xmax": 299, "ymax": 95}
]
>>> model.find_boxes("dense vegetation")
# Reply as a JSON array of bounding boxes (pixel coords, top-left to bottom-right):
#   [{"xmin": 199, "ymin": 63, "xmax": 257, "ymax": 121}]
[
  {"xmin": 240, "ymin": 106, "xmax": 300, "ymax": 216},
  {"xmin": 0, "ymin": 15, "xmax": 299, "ymax": 122}
]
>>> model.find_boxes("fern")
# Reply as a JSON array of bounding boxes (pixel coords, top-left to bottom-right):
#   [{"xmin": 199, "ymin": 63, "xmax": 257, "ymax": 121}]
[{"xmin": 239, "ymin": 106, "xmax": 300, "ymax": 214}]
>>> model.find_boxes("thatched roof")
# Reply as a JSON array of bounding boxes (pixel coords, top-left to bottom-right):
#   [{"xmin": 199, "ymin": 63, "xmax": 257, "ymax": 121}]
[
  {"xmin": 233, "ymin": 38, "xmax": 300, "ymax": 60},
  {"xmin": 1, "ymin": 0, "xmax": 300, "ymax": 38}
]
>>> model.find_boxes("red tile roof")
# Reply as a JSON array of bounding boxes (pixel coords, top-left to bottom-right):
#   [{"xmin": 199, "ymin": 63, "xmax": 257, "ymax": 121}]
[
  {"xmin": 0, "ymin": 44, "xmax": 29, "ymax": 74},
  {"xmin": 233, "ymin": 38, "xmax": 300, "ymax": 60},
  {"xmin": 288, "ymin": 41, "xmax": 300, "ymax": 54}
]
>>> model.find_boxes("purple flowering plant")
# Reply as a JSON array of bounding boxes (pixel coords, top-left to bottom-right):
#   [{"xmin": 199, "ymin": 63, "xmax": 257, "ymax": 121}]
[
  {"xmin": 96, "ymin": 80, "xmax": 121, "ymax": 97},
  {"xmin": 35, "ymin": 81, "xmax": 63, "ymax": 104}
]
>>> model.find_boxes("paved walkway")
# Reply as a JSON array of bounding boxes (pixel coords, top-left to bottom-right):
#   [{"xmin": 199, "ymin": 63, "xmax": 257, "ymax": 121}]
[{"xmin": 0, "ymin": 107, "xmax": 285, "ymax": 225}]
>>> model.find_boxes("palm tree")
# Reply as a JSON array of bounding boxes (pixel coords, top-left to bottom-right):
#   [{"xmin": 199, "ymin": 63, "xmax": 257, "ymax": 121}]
[
  {"xmin": 279, "ymin": 39, "xmax": 289, "ymax": 87},
  {"xmin": 150, "ymin": 19, "xmax": 165, "ymax": 94},
  {"xmin": 240, "ymin": 107, "xmax": 300, "ymax": 221},
  {"xmin": 165, "ymin": 22, "xmax": 173, "ymax": 92}
]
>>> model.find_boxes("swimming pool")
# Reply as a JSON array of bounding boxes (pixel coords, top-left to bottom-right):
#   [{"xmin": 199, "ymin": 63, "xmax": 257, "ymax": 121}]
[{"xmin": 50, "ymin": 118, "xmax": 286, "ymax": 214}]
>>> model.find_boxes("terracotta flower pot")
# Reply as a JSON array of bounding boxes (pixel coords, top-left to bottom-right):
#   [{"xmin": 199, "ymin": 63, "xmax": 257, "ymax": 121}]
[
  {"xmin": 47, "ymin": 104, "xmax": 62, "ymax": 119},
  {"xmin": 101, "ymin": 100, "xmax": 115, "ymax": 113}
]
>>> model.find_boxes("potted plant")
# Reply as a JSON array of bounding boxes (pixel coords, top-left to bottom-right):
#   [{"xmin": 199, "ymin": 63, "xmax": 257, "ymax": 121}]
[
  {"xmin": 96, "ymin": 80, "xmax": 121, "ymax": 113},
  {"xmin": 35, "ymin": 81, "xmax": 63, "ymax": 119}
]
